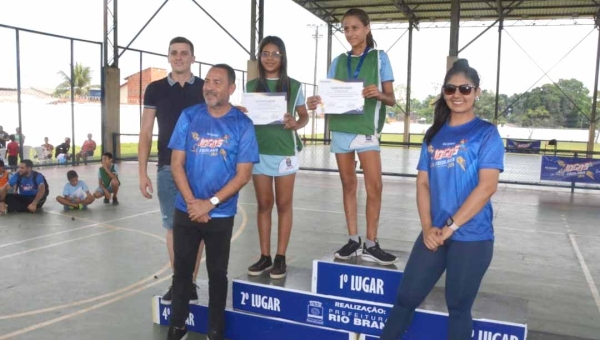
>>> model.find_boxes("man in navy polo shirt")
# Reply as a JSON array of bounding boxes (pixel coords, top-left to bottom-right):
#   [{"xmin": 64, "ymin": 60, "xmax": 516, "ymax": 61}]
[
  {"xmin": 166, "ymin": 64, "xmax": 259, "ymax": 340},
  {"xmin": 0, "ymin": 159, "xmax": 48, "ymax": 214},
  {"xmin": 138, "ymin": 36, "xmax": 205, "ymax": 304}
]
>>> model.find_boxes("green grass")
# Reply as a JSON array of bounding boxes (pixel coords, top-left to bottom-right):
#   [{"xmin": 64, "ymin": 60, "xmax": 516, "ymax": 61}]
[{"xmin": 119, "ymin": 141, "xmax": 158, "ymax": 158}]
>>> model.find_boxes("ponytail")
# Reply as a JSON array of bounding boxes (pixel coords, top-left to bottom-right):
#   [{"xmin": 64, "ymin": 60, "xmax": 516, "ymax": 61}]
[
  {"xmin": 366, "ymin": 31, "xmax": 376, "ymax": 48},
  {"xmin": 424, "ymin": 99, "xmax": 451, "ymax": 145}
]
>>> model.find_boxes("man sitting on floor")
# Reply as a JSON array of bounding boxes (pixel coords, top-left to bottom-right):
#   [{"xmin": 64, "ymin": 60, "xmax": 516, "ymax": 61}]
[{"xmin": 0, "ymin": 159, "xmax": 49, "ymax": 214}]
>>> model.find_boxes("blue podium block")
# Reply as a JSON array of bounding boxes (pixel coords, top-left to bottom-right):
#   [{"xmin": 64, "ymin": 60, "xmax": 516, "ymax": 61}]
[
  {"xmin": 233, "ymin": 280, "xmax": 527, "ymax": 339},
  {"xmin": 312, "ymin": 260, "xmax": 403, "ymax": 305},
  {"xmin": 151, "ymin": 296, "xmax": 357, "ymax": 340}
]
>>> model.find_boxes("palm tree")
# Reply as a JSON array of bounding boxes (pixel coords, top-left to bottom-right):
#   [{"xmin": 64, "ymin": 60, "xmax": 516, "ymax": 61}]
[{"xmin": 54, "ymin": 63, "xmax": 93, "ymax": 97}]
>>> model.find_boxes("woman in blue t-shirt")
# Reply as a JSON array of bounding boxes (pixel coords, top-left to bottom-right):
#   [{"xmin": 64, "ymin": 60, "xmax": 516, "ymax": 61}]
[{"xmin": 380, "ymin": 59, "xmax": 505, "ymax": 340}]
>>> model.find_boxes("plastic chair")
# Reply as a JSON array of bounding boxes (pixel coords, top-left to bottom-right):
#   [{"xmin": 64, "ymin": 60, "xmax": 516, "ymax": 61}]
[
  {"xmin": 32, "ymin": 146, "xmax": 49, "ymax": 164},
  {"xmin": 22, "ymin": 145, "xmax": 32, "ymax": 160}
]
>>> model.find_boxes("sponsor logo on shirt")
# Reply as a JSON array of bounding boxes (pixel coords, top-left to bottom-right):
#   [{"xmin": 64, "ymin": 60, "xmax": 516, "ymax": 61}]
[
  {"xmin": 191, "ymin": 132, "xmax": 230, "ymax": 158},
  {"xmin": 429, "ymin": 139, "xmax": 468, "ymax": 170}
]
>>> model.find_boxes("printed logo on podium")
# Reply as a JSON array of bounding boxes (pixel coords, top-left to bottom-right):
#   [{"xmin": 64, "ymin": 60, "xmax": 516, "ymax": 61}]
[{"xmin": 307, "ymin": 300, "xmax": 324, "ymax": 325}]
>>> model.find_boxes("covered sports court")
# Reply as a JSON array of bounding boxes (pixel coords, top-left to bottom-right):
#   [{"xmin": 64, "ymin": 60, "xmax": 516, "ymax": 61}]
[{"xmin": 1, "ymin": 1, "xmax": 600, "ymax": 339}]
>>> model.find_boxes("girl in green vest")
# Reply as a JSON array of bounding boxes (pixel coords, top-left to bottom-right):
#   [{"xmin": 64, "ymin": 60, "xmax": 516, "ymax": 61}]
[
  {"xmin": 246, "ymin": 36, "xmax": 309, "ymax": 279},
  {"xmin": 307, "ymin": 8, "xmax": 397, "ymax": 265}
]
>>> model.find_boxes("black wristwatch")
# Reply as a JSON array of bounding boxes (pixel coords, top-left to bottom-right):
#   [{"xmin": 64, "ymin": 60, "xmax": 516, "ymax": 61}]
[{"xmin": 446, "ymin": 217, "xmax": 459, "ymax": 231}]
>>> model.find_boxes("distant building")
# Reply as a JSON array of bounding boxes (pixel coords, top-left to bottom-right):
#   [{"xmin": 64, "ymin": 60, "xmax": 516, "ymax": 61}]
[
  {"xmin": 120, "ymin": 67, "xmax": 167, "ymax": 104},
  {"xmin": 89, "ymin": 89, "xmax": 102, "ymax": 99}
]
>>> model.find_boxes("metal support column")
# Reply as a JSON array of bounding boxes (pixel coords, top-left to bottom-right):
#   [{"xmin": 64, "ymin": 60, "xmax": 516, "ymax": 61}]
[
  {"xmin": 100, "ymin": 45, "xmax": 106, "ymax": 154},
  {"xmin": 493, "ymin": 18, "xmax": 504, "ymax": 126},
  {"xmin": 404, "ymin": 20, "xmax": 414, "ymax": 144},
  {"xmin": 258, "ymin": 0, "xmax": 264, "ymax": 44},
  {"xmin": 310, "ymin": 25, "xmax": 323, "ymax": 141},
  {"xmin": 103, "ymin": 0, "xmax": 118, "ymax": 67},
  {"xmin": 323, "ymin": 24, "xmax": 334, "ymax": 143},
  {"xmin": 250, "ymin": 0, "xmax": 257, "ymax": 59},
  {"xmin": 588, "ymin": 20, "xmax": 600, "ymax": 154},
  {"xmin": 248, "ymin": 0, "xmax": 263, "ymax": 81},
  {"xmin": 15, "ymin": 29, "xmax": 23, "ymax": 161},
  {"xmin": 448, "ymin": 0, "xmax": 460, "ymax": 69},
  {"xmin": 327, "ymin": 24, "xmax": 333, "ymax": 70},
  {"xmin": 70, "ymin": 40, "xmax": 76, "ymax": 165},
  {"xmin": 139, "ymin": 51, "xmax": 143, "ymax": 125}
]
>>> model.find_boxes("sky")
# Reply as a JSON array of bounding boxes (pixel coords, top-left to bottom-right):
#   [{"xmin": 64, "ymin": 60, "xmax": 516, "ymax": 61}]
[{"xmin": 0, "ymin": 0, "xmax": 599, "ymax": 101}]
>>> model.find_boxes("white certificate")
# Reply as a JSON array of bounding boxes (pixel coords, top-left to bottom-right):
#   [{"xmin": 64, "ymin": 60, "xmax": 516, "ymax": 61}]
[
  {"xmin": 317, "ymin": 79, "xmax": 364, "ymax": 115},
  {"xmin": 242, "ymin": 92, "xmax": 287, "ymax": 125}
]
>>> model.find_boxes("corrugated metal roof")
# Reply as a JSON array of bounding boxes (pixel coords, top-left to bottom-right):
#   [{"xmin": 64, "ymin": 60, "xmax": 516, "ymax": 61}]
[{"xmin": 292, "ymin": 0, "xmax": 600, "ymax": 24}]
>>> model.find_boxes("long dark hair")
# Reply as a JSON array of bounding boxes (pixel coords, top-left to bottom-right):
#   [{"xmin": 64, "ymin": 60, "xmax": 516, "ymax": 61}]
[
  {"xmin": 424, "ymin": 59, "xmax": 480, "ymax": 145},
  {"xmin": 343, "ymin": 8, "xmax": 376, "ymax": 49},
  {"xmin": 255, "ymin": 36, "xmax": 290, "ymax": 100}
]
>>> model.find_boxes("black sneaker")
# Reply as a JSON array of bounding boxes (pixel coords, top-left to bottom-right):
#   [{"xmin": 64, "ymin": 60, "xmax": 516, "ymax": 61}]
[
  {"xmin": 103, "ymin": 198, "xmax": 110, "ymax": 204},
  {"xmin": 190, "ymin": 283, "xmax": 198, "ymax": 304},
  {"xmin": 362, "ymin": 240, "xmax": 398, "ymax": 266},
  {"xmin": 166, "ymin": 326, "xmax": 188, "ymax": 340},
  {"xmin": 112, "ymin": 197, "xmax": 119, "ymax": 205},
  {"xmin": 270, "ymin": 255, "xmax": 287, "ymax": 279},
  {"xmin": 247, "ymin": 255, "xmax": 272, "ymax": 276},
  {"xmin": 334, "ymin": 237, "xmax": 362, "ymax": 260},
  {"xmin": 161, "ymin": 286, "xmax": 172, "ymax": 305}
]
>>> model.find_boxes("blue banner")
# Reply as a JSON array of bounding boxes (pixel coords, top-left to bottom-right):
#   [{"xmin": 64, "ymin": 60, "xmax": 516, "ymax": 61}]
[
  {"xmin": 312, "ymin": 260, "xmax": 403, "ymax": 305},
  {"xmin": 506, "ymin": 139, "xmax": 541, "ymax": 154},
  {"xmin": 233, "ymin": 280, "xmax": 527, "ymax": 339},
  {"xmin": 540, "ymin": 156, "xmax": 600, "ymax": 183},
  {"xmin": 152, "ymin": 297, "xmax": 356, "ymax": 340}
]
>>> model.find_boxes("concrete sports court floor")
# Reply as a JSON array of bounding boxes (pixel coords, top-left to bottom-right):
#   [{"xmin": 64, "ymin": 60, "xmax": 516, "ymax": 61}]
[{"xmin": 0, "ymin": 162, "xmax": 599, "ymax": 340}]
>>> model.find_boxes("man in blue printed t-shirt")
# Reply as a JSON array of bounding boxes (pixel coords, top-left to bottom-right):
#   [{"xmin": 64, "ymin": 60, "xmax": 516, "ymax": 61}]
[
  {"xmin": 166, "ymin": 64, "xmax": 259, "ymax": 340},
  {"xmin": 0, "ymin": 159, "xmax": 48, "ymax": 214}
]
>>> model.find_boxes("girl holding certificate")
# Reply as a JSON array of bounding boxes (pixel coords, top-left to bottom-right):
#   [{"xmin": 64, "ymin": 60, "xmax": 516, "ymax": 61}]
[
  {"xmin": 307, "ymin": 8, "xmax": 397, "ymax": 265},
  {"xmin": 380, "ymin": 59, "xmax": 504, "ymax": 339},
  {"xmin": 246, "ymin": 36, "xmax": 309, "ymax": 279}
]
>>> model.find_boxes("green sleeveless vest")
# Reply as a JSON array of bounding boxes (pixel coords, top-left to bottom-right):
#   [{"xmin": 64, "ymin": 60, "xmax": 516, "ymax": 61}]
[
  {"xmin": 328, "ymin": 49, "xmax": 386, "ymax": 135},
  {"xmin": 246, "ymin": 77, "xmax": 303, "ymax": 156},
  {"xmin": 100, "ymin": 164, "xmax": 118, "ymax": 187}
]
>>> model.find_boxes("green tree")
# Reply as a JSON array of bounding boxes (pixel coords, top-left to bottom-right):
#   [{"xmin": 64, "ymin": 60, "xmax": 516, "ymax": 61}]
[
  {"xmin": 475, "ymin": 89, "xmax": 509, "ymax": 124},
  {"xmin": 505, "ymin": 79, "xmax": 591, "ymax": 128},
  {"xmin": 520, "ymin": 106, "xmax": 557, "ymax": 128},
  {"xmin": 415, "ymin": 95, "xmax": 436, "ymax": 123},
  {"xmin": 54, "ymin": 63, "xmax": 93, "ymax": 97}
]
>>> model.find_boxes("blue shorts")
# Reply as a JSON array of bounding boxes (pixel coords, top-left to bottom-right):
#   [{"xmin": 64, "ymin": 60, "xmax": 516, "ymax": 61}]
[
  {"xmin": 157, "ymin": 165, "xmax": 177, "ymax": 230},
  {"xmin": 252, "ymin": 154, "xmax": 299, "ymax": 177},
  {"xmin": 330, "ymin": 131, "xmax": 380, "ymax": 154}
]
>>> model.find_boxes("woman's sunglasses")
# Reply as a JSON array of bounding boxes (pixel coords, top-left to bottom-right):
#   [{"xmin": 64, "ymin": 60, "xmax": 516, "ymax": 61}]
[
  {"xmin": 443, "ymin": 84, "xmax": 475, "ymax": 96},
  {"xmin": 260, "ymin": 51, "xmax": 282, "ymax": 59}
]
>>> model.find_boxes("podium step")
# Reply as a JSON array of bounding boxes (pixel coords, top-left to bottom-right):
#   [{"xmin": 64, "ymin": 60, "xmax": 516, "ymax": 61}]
[
  {"xmin": 314, "ymin": 255, "xmax": 529, "ymax": 325},
  {"xmin": 151, "ymin": 296, "xmax": 357, "ymax": 340},
  {"xmin": 233, "ymin": 279, "xmax": 527, "ymax": 339},
  {"xmin": 312, "ymin": 259, "xmax": 404, "ymax": 304}
]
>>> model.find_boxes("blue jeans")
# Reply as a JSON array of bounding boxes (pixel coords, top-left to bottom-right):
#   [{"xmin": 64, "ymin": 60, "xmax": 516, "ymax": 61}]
[
  {"xmin": 157, "ymin": 165, "xmax": 177, "ymax": 229},
  {"xmin": 380, "ymin": 232, "xmax": 493, "ymax": 340}
]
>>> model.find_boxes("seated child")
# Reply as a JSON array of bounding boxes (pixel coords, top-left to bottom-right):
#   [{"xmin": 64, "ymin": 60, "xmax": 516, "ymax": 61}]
[
  {"xmin": 56, "ymin": 170, "xmax": 95, "ymax": 210},
  {"xmin": 0, "ymin": 160, "xmax": 8, "ymax": 191},
  {"xmin": 93, "ymin": 152, "xmax": 120, "ymax": 205}
]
